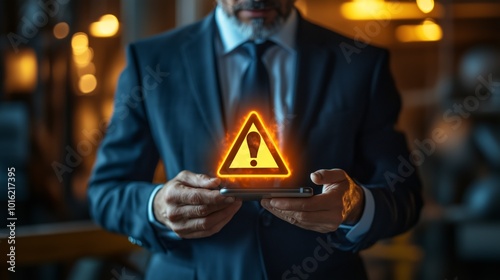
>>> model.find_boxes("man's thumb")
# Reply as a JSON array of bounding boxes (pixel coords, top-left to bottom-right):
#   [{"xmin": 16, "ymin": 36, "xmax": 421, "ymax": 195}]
[{"xmin": 310, "ymin": 169, "xmax": 348, "ymax": 185}]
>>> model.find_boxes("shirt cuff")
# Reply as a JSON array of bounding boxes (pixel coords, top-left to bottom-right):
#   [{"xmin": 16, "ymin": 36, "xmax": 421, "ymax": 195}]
[
  {"xmin": 148, "ymin": 184, "xmax": 166, "ymax": 227},
  {"xmin": 148, "ymin": 184, "xmax": 182, "ymax": 240},
  {"xmin": 337, "ymin": 186, "xmax": 375, "ymax": 243}
]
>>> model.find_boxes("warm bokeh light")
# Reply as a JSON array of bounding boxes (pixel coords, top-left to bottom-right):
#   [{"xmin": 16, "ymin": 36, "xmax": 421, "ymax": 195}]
[
  {"xmin": 421, "ymin": 19, "xmax": 442, "ymax": 40},
  {"xmin": 78, "ymin": 74, "xmax": 97, "ymax": 94},
  {"xmin": 90, "ymin": 14, "xmax": 120, "ymax": 37},
  {"xmin": 341, "ymin": 0, "xmax": 442, "ymax": 20},
  {"xmin": 73, "ymin": 47, "xmax": 94, "ymax": 66},
  {"xmin": 341, "ymin": 0, "xmax": 385, "ymax": 20},
  {"xmin": 417, "ymin": 0, "xmax": 435, "ymax": 14},
  {"xmin": 71, "ymin": 32, "xmax": 89, "ymax": 55},
  {"xmin": 53, "ymin": 22, "xmax": 70, "ymax": 39},
  {"xmin": 396, "ymin": 19, "xmax": 443, "ymax": 42},
  {"xmin": 77, "ymin": 62, "xmax": 96, "ymax": 76},
  {"xmin": 4, "ymin": 49, "xmax": 38, "ymax": 93}
]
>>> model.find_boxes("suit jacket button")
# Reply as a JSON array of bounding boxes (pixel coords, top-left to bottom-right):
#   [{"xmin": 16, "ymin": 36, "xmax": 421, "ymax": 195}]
[
  {"xmin": 128, "ymin": 236, "xmax": 136, "ymax": 244},
  {"xmin": 261, "ymin": 212, "xmax": 273, "ymax": 227}
]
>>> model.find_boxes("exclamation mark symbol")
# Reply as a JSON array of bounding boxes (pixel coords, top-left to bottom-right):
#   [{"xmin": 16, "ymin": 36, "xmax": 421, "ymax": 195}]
[{"xmin": 246, "ymin": 132, "xmax": 261, "ymax": 167}]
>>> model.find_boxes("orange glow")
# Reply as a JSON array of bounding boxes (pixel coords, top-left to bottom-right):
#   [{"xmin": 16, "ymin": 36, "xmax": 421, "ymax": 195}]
[
  {"xmin": 217, "ymin": 111, "xmax": 291, "ymax": 179},
  {"xmin": 77, "ymin": 62, "xmax": 96, "ymax": 76},
  {"xmin": 90, "ymin": 14, "xmax": 119, "ymax": 37},
  {"xmin": 396, "ymin": 19, "xmax": 442, "ymax": 42},
  {"xmin": 71, "ymin": 32, "xmax": 89, "ymax": 55},
  {"xmin": 417, "ymin": 0, "xmax": 434, "ymax": 14},
  {"xmin": 340, "ymin": 0, "xmax": 443, "ymax": 20},
  {"xmin": 53, "ymin": 22, "xmax": 70, "ymax": 39},
  {"xmin": 4, "ymin": 49, "xmax": 38, "ymax": 93},
  {"xmin": 78, "ymin": 74, "xmax": 97, "ymax": 94},
  {"xmin": 73, "ymin": 47, "xmax": 94, "ymax": 66}
]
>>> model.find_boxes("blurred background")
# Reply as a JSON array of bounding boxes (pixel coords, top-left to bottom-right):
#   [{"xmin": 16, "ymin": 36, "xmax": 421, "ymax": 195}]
[{"xmin": 1, "ymin": 0, "xmax": 500, "ymax": 279}]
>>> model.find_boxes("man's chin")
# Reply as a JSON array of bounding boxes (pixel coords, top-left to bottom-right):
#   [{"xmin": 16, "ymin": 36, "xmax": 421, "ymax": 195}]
[
  {"xmin": 244, "ymin": 23, "xmax": 279, "ymax": 41},
  {"xmin": 226, "ymin": 10, "xmax": 285, "ymax": 41}
]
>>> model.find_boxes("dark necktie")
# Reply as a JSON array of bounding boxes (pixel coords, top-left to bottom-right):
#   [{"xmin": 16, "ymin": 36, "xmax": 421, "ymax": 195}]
[{"xmin": 237, "ymin": 40, "xmax": 275, "ymax": 123}]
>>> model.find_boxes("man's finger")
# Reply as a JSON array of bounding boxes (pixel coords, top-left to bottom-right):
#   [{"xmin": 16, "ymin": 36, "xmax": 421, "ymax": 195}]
[
  {"xmin": 261, "ymin": 197, "xmax": 326, "ymax": 211},
  {"xmin": 262, "ymin": 204, "xmax": 340, "ymax": 225},
  {"xmin": 180, "ymin": 202, "xmax": 235, "ymax": 218},
  {"xmin": 262, "ymin": 207, "xmax": 342, "ymax": 232},
  {"xmin": 176, "ymin": 201, "xmax": 242, "ymax": 238},
  {"xmin": 175, "ymin": 170, "xmax": 221, "ymax": 189},
  {"xmin": 174, "ymin": 186, "xmax": 233, "ymax": 205},
  {"xmin": 261, "ymin": 194, "xmax": 337, "ymax": 212},
  {"xmin": 310, "ymin": 169, "xmax": 349, "ymax": 186},
  {"xmin": 191, "ymin": 202, "xmax": 242, "ymax": 238},
  {"xmin": 264, "ymin": 207, "xmax": 330, "ymax": 229}
]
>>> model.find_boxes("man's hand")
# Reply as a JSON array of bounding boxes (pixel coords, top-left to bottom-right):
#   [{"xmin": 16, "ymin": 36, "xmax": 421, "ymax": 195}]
[
  {"xmin": 261, "ymin": 169, "xmax": 364, "ymax": 233},
  {"xmin": 154, "ymin": 170, "xmax": 242, "ymax": 239}
]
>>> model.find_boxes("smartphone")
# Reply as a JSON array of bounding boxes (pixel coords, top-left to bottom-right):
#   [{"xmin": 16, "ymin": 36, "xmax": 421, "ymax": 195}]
[{"xmin": 220, "ymin": 187, "xmax": 313, "ymax": 200}]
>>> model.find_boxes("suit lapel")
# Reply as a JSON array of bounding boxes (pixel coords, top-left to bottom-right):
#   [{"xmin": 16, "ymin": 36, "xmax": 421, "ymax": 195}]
[
  {"xmin": 289, "ymin": 17, "xmax": 335, "ymax": 142},
  {"xmin": 181, "ymin": 14, "xmax": 226, "ymax": 144}
]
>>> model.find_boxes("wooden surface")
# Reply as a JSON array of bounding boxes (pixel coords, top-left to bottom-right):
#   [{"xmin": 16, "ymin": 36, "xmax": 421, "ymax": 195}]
[{"xmin": 0, "ymin": 220, "xmax": 138, "ymax": 266}]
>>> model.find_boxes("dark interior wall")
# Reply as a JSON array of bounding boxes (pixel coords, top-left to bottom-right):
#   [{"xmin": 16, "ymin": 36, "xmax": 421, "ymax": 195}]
[{"xmin": 121, "ymin": 0, "xmax": 177, "ymax": 45}]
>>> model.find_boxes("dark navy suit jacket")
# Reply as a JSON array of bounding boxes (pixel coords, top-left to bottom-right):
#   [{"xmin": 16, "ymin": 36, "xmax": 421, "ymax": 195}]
[{"xmin": 88, "ymin": 12, "xmax": 422, "ymax": 280}]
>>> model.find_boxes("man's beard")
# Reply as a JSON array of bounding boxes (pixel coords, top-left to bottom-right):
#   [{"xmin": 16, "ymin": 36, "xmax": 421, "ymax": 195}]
[
  {"xmin": 228, "ymin": 16, "xmax": 285, "ymax": 41},
  {"xmin": 223, "ymin": 0, "xmax": 290, "ymax": 41}
]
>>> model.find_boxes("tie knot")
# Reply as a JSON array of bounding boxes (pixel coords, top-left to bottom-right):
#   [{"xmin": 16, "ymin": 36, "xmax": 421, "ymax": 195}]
[{"xmin": 241, "ymin": 40, "xmax": 275, "ymax": 59}]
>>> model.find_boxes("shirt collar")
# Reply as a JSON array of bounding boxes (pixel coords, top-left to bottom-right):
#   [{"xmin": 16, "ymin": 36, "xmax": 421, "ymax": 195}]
[{"xmin": 215, "ymin": 5, "xmax": 297, "ymax": 55}]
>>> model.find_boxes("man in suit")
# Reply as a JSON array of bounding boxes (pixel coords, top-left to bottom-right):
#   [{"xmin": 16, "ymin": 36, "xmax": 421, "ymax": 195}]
[{"xmin": 88, "ymin": 0, "xmax": 423, "ymax": 279}]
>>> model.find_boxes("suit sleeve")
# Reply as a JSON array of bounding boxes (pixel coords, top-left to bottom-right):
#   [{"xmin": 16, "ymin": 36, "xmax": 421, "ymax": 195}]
[
  {"xmin": 87, "ymin": 45, "xmax": 170, "ymax": 253},
  {"xmin": 330, "ymin": 50, "xmax": 423, "ymax": 251}
]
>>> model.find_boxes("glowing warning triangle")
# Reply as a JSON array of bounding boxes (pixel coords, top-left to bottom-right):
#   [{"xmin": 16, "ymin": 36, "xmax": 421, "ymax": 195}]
[{"xmin": 217, "ymin": 112, "xmax": 291, "ymax": 178}]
